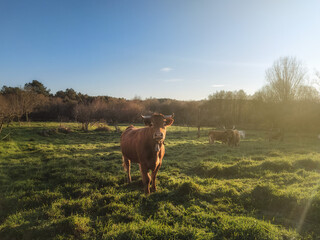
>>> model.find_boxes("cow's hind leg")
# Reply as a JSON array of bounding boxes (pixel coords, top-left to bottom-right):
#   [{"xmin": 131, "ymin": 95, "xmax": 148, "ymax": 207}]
[
  {"xmin": 151, "ymin": 164, "xmax": 161, "ymax": 192},
  {"xmin": 139, "ymin": 165, "xmax": 151, "ymax": 194},
  {"xmin": 122, "ymin": 156, "xmax": 132, "ymax": 183}
]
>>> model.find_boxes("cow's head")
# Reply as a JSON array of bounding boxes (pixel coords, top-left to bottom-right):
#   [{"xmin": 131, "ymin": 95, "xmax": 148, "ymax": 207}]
[
  {"xmin": 141, "ymin": 113, "xmax": 174, "ymax": 152},
  {"xmin": 225, "ymin": 129, "xmax": 234, "ymax": 139},
  {"xmin": 225, "ymin": 126, "xmax": 237, "ymax": 142}
]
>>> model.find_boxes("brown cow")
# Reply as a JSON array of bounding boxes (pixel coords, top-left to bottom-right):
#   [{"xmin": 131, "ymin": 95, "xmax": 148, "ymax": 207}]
[
  {"xmin": 120, "ymin": 113, "xmax": 174, "ymax": 194},
  {"xmin": 208, "ymin": 130, "xmax": 228, "ymax": 144},
  {"xmin": 225, "ymin": 128, "xmax": 240, "ymax": 147}
]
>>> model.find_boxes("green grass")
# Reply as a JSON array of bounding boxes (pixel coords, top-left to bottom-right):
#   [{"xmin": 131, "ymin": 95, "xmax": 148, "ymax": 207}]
[{"xmin": 1, "ymin": 122, "xmax": 320, "ymax": 239}]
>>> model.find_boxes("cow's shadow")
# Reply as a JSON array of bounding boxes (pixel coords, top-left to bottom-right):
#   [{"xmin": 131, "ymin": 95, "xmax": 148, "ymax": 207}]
[{"xmin": 125, "ymin": 177, "xmax": 143, "ymax": 191}]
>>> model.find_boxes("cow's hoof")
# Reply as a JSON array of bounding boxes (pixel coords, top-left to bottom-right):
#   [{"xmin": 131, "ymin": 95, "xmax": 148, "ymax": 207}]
[{"xmin": 144, "ymin": 187, "xmax": 150, "ymax": 194}]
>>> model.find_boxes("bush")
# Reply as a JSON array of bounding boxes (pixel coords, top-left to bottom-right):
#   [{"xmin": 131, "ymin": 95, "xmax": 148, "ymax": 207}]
[{"xmin": 94, "ymin": 126, "xmax": 111, "ymax": 132}]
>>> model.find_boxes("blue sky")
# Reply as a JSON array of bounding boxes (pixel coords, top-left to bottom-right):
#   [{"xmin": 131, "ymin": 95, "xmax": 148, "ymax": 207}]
[{"xmin": 1, "ymin": 0, "xmax": 320, "ymax": 100}]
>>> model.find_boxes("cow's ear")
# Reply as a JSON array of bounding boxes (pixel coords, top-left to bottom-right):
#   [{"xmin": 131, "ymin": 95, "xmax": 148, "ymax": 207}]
[{"xmin": 165, "ymin": 117, "xmax": 174, "ymax": 127}]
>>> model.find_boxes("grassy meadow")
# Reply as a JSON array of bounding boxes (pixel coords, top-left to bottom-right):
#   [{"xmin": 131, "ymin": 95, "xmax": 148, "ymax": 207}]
[{"xmin": 0, "ymin": 122, "xmax": 320, "ymax": 239}]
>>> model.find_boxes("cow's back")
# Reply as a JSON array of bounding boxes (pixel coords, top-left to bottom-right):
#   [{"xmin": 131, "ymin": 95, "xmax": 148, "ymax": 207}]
[
  {"xmin": 120, "ymin": 126, "xmax": 138, "ymax": 162},
  {"xmin": 120, "ymin": 126, "xmax": 151, "ymax": 163},
  {"xmin": 210, "ymin": 131, "xmax": 226, "ymax": 140}
]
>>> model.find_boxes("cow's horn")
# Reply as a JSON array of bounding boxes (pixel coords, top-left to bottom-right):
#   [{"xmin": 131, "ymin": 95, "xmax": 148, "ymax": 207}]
[
  {"xmin": 164, "ymin": 113, "xmax": 174, "ymax": 118},
  {"xmin": 141, "ymin": 115, "xmax": 151, "ymax": 119}
]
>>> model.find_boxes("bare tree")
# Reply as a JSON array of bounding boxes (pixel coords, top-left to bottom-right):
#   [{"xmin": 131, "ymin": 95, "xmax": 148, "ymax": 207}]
[
  {"xmin": 21, "ymin": 90, "xmax": 40, "ymax": 122},
  {"xmin": 265, "ymin": 56, "xmax": 306, "ymax": 103},
  {"xmin": 296, "ymin": 85, "xmax": 319, "ymax": 102},
  {"xmin": 74, "ymin": 103, "xmax": 95, "ymax": 131},
  {"xmin": 0, "ymin": 95, "xmax": 16, "ymax": 134},
  {"xmin": 313, "ymin": 70, "xmax": 320, "ymax": 91},
  {"xmin": 74, "ymin": 98, "xmax": 109, "ymax": 131}
]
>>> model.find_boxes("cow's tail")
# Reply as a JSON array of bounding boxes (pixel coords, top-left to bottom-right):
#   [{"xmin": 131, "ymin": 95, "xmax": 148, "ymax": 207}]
[
  {"xmin": 122, "ymin": 156, "xmax": 127, "ymax": 171},
  {"xmin": 122, "ymin": 156, "xmax": 130, "ymax": 172}
]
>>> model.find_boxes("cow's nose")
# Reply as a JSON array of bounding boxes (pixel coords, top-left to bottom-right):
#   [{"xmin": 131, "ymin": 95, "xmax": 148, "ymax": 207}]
[{"xmin": 153, "ymin": 132, "xmax": 164, "ymax": 140}]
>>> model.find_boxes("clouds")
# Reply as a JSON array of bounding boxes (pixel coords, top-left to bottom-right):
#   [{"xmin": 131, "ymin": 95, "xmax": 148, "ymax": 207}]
[
  {"xmin": 160, "ymin": 67, "xmax": 183, "ymax": 82},
  {"xmin": 160, "ymin": 67, "xmax": 173, "ymax": 72}
]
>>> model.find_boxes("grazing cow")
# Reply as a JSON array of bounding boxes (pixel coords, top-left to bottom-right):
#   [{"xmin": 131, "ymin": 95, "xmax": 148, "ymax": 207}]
[
  {"xmin": 225, "ymin": 127, "xmax": 240, "ymax": 147},
  {"xmin": 120, "ymin": 113, "xmax": 174, "ymax": 194},
  {"xmin": 208, "ymin": 130, "xmax": 228, "ymax": 144}
]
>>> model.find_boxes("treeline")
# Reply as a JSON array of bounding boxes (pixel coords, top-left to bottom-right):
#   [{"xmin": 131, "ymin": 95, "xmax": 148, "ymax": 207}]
[
  {"xmin": 202, "ymin": 90, "xmax": 320, "ymax": 131},
  {"xmin": 1, "ymin": 57, "xmax": 320, "ymax": 133},
  {"xmin": 1, "ymin": 80, "xmax": 320, "ymax": 133},
  {"xmin": 0, "ymin": 80, "xmax": 202, "ymax": 131}
]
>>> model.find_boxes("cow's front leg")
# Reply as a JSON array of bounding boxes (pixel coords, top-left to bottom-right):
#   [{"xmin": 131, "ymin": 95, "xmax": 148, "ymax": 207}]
[
  {"xmin": 151, "ymin": 164, "xmax": 161, "ymax": 192},
  {"xmin": 140, "ymin": 165, "xmax": 151, "ymax": 194}
]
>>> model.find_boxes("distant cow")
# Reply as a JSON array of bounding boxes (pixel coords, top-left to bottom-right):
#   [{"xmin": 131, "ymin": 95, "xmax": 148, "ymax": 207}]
[
  {"xmin": 120, "ymin": 113, "xmax": 174, "ymax": 194},
  {"xmin": 225, "ymin": 127, "xmax": 240, "ymax": 147},
  {"xmin": 208, "ymin": 130, "xmax": 228, "ymax": 144}
]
